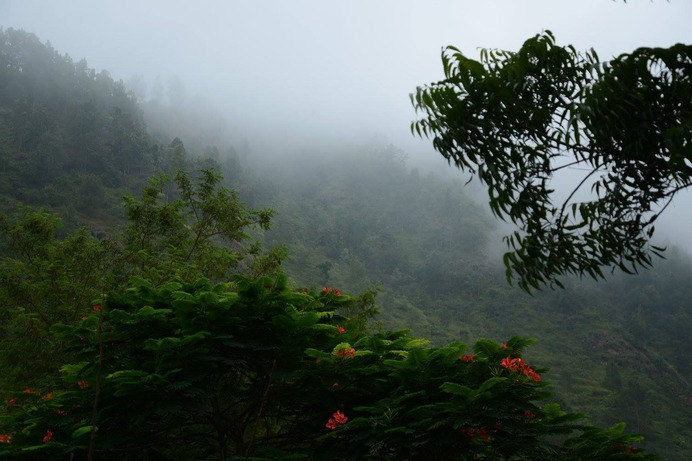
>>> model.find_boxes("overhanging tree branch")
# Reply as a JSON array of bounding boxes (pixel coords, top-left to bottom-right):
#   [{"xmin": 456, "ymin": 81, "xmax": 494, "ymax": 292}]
[{"xmin": 412, "ymin": 31, "xmax": 691, "ymax": 291}]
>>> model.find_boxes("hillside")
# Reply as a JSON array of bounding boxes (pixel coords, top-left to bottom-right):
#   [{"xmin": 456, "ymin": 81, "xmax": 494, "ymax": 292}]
[{"xmin": 242, "ymin": 146, "xmax": 692, "ymax": 459}]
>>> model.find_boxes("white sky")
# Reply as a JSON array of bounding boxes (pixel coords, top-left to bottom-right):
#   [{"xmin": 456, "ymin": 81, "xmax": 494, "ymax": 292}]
[
  {"xmin": 1, "ymin": 0, "xmax": 691, "ymax": 248},
  {"xmin": 2, "ymin": 1, "xmax": 690, "ymax": 145}
]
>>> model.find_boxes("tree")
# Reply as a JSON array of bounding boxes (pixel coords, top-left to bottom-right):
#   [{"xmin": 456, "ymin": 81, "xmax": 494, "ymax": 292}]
[
  {"xmin": 0, "ymin": 210, "xmax": 118, "ymax": 386},
  {"xmin": 412, "ymin": 31, "xmax": 691, "ymax": 291},
  {"xmin": 121, "ymin": 168, "xmax": 283, "ymax": 284},
  {"xmin": 0, "ymin": 276, "xmax": 655, "ymax": 460},
  {"xmin": 0, "ymin": 169, "xmax": 283, "ymax": 391}
]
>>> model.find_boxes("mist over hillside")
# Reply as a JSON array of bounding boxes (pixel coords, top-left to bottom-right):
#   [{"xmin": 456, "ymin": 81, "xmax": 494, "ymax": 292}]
[{"xmin": 3, "ymin": 0, "xmax": 690, "ymax": 251}]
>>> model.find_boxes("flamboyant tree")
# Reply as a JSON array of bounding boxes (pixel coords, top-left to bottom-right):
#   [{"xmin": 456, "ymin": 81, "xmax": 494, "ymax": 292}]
[{"xmin": 0, "ymin": 275, "xmax": 654, "ymax": 460}]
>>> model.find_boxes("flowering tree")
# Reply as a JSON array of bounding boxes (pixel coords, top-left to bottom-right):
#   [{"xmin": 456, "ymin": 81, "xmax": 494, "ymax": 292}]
[{"xmin": 0, "ymin": 276, "xmax": 655, "ymax": 460}]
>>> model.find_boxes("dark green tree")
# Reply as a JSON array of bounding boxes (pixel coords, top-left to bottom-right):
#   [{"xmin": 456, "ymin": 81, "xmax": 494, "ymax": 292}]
[
  {"xmin": 0, "ymin": 276, "xmax": 656, "ymax": 460},
  {"xmin": 0, "ymin": 210, "xmax": 116, "ymax": 386},
  {"xmin": 412, "ymin": 31, "xmax": 691, "ymax": 291},
  {"xmin": 0, "ymin": 169, "xmax": 283, "ymax": 391},
  {"xmin": 121, "ymin": 168, "xmax": 284, "ymax": 284}
]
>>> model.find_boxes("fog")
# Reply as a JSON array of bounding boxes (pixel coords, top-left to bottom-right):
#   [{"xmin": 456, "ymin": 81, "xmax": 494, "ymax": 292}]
[{"xmin": 1, "ymin": 0, "xmax": 690, "ymax": 250}]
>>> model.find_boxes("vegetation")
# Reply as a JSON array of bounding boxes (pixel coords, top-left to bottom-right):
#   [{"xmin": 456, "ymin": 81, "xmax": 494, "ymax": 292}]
[
  {"xmin": 0, "ymin": 27, "xmax": 690, "ymax": 460},
  {"xmin": 412, "ymin": 31, "xmax": 692, "ymax": 291},
  {"xmin": 244, "ymin": 144, "xmax": 692, "ymax": 460},
  {"xmin": 0, "ymin": 275, "xmax": 653, "ymax": 460}
]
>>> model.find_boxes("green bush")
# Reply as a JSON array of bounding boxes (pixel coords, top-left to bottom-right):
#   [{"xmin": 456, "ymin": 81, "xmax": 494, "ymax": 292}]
[{"xmin": 0, "ymin": 276, "xmax": 654, "ymax": 460}]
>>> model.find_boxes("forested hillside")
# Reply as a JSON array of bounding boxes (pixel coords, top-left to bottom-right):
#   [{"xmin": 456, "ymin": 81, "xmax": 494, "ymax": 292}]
[
  {"xmin": 0, "ymin": 28, "xmax": 221, "ymax": 230},
  {"xmin": 0, "ymin": 28, "xmax": 690, "ymax": 459},
  {"xmin": 244, "ymin": 146, "xmax": 692, "ymax": 459}
]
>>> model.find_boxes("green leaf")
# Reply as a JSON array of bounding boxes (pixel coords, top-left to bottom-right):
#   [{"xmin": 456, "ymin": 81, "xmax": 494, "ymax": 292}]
[
  {"xmin": 440, "ymin": 382, "xmax": 475, "ymax": 398},
  {"xmin": 72, "ymin": 425, "xmax": 96, "ymax": 438},
  {"xmin": 477, "ymin": 376, "xmax": 507, "ymax": 393}
]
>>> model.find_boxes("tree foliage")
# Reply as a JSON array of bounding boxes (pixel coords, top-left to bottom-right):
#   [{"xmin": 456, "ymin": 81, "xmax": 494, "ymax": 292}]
[
  {"xmin": 0, "ymin": 276, "xmax": 654, "ymax": 460},
  {"xmin": 412, "ymin": 31, "xmax": 692, "ymax": 291},
  {"xmin": 0, "ymin": 169, "xmax": 283, "ymax": 390},
  {"xmin": 121, "ymin": 169, "xmax": 282, "ymax": 284}
]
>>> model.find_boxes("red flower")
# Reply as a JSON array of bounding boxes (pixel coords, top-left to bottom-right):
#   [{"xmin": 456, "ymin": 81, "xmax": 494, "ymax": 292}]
[
  {"xmin": 500, "ymin": 356, "xmax": 523, "ymax": 372},
  {"xmin": 613, "ymin": 443, "xmax": 638, "ymax": 454},
  {"xmin": 460, "ymin": 354, "xmax": 474, "ymax": 363},
  {"xmin": 337, "ymin": 326, "xmax": 346, "ymax": 334},
  {"xmin": 92, "ymin": 303, "xmax": 102, "ymax": 312},
  {"xmin": 500, "ymin": 356, "xmax": 541, "ymax": 382},
  {"xmin": 0, "ymin": 434, "xmax": 12, "ymax": 443},
  {"xmin": 8, "ymin": 398, "xmax": 16, "ymax": 406},
  {"xmin": 524, "ymin": 410, "xmax": 537, "ymax": 419},
  {"xmin": 326, "ymin": 410, "xmax": 348, "ymax": 429},
  {"xmin": 322, "ymin": 287, "xmax": 341, "ymax": 296},
  {"xmin": 325, "ymin": 419, "xmax": 337, "ymax": 429},
  {"xmin": 42, "ymin": 430, "xmax": 52, "ymax": 443},
  {"xmin": 77, "ymin": 380, "xmax": 89, "ymax": 389},
  {"xmin": 336, "ymin": 347, "xmax": 356, "ymax": 358},
  {"xmin": 42, "ymin": 392, "xmax": 53, "ymax": 400},
  {"xmin": 23, "ymin": 388, "xmax": 40, "ymax": 396},
  {"xmin": 524, "ymin": 368, "xmax": 542, "ymax": 382},
  {"xmin": 460, "ymin": 426, "xmax": 490, "ymax": 441},
  {"xmin": 478, "ymin": 427, "xmax": 489, "ymax": 441}
]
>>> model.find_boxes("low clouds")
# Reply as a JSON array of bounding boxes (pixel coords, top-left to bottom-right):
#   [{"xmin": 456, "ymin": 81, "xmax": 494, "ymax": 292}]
[{"xmin": 1, "ymin": 0, "xmax": 690, "ymax": 247}]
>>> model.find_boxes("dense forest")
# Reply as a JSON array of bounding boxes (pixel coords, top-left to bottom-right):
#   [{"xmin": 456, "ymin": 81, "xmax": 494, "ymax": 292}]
[{"xmin": 0, "ymin": 28, "xmax": 690, "ymax": 460}]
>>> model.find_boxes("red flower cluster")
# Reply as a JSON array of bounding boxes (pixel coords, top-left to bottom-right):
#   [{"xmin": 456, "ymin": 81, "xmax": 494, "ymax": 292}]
[
  {"xmin": 23, "ymin": 388, "xmax": 40, "ymax": 396},
  {"xmin": 460, "ymin": 354, "xmax": 474, "ymax": 363},
  {"xmin": 524, "ymin": 410, "xmax": 537, "ymax": 419},
  {"xmin": 325, "ymin": 410, "xmax": 348, "ymax": 429},
  {"xmin": 42, "ymin": 430, "xmax": 52, "ymax": 443},
  {"xmin": 500, "ymin": 356, "xmax": 541, "ymax": 382},
  {"xmin": 460, "ymin": 426, "xmax": 490, "ymax": 441},
  {"xmin": 612, "ymin": 443, "xmax": 639, "ymax": 455},
  {"xmin": 336, "ymin": 347, "xmax": 356, "ymax": 358},
  {"xmin": 336, "ymin": 326, "xmax": 346, "ymax": 334},
  {"xmin": 0, "ymin": 434, "xmax": 12, "ymax": 443},
  {"xmin": 321, "ymin": 287, "xmax": 341, "ymax": 296},
  {"xmin": 77, "ymin": 380, "xmax": 90, "ymax": 389}
]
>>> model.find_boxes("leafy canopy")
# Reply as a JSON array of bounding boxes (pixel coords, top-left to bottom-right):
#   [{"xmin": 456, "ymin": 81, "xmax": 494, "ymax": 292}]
[
  {"xmin": 0, "ymin": 276, "xmax": 654, "ymax": 460},
  {"xmin": 412, "ymin": 31, "xmax": 692, "ymax": 291},
  {"xmin": 0, "ymin": 169, "xmax": 284, "ymax": 389}
]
